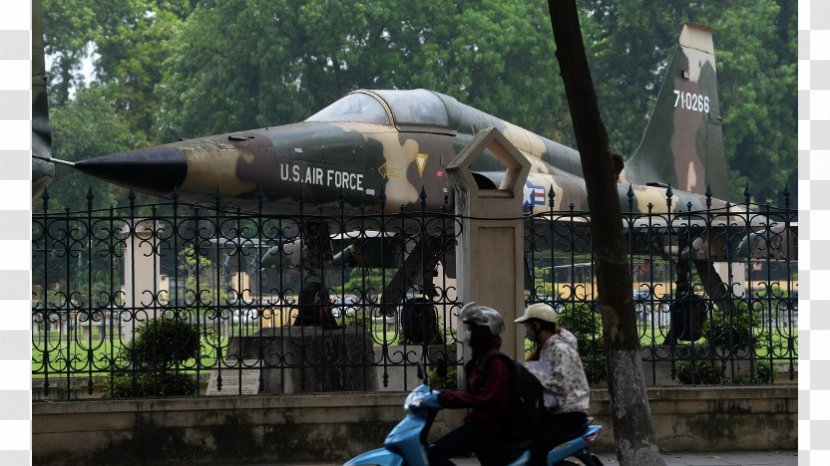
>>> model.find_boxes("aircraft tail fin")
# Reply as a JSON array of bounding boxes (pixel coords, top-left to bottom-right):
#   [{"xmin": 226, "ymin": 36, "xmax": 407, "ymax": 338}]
[{"xmin": 624, "ymin": 23, "xmax": 729, "ymax": 200}]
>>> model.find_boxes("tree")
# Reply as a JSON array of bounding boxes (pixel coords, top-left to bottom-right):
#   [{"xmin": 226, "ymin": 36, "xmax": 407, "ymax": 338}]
[
  {"xmin": 547, "ymin": 1, "xmax": 665, "ymax": 464},
  {"xmin": 577, "ymin": 0, "xmax": 796, "ymax": 204},
  {"xmin": 43, "ymin": 1, "xmax": 795, "ymax": 206},
  {"xmin": 155, "ymin": 0, "xmax": 572, "ymax": 144},
  {"xmin": 45, "ymin": 85, "xmax": 135, "ymax": 210},
  {"xmin": 42, "ymin": 0, "xmax": 99, "ymax": 106}
]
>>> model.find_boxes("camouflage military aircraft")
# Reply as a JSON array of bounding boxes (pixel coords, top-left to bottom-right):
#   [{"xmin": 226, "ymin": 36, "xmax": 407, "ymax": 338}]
[
  {"xmin": 75, "ymin": 23, "xmax": 729, "ymax": 218},
  {"xmin": 71, "ymin": 23, "xmax": 792, "ymax": 313}
]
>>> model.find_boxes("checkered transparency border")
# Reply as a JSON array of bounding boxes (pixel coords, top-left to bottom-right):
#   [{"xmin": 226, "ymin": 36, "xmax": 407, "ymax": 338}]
[
  {"xmin": 0, "ymin": 0, "xmax": 32, "ymax": 464},
  {"xmin": 803, "ymin": 1, "xmax": 830, "ymax": 465}
]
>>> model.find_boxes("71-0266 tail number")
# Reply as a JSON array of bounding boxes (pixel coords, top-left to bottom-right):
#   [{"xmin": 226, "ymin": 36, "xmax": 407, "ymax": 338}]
[{"xmin": 673, "ymin": 89, "xmax": 709, "ymax": 113}]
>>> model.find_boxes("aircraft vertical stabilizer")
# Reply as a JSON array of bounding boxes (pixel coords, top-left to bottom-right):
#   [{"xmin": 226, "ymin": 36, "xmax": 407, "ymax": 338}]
[{"xmin": 624, "ymin": 23, "xmax": 729, "ymax": 200}]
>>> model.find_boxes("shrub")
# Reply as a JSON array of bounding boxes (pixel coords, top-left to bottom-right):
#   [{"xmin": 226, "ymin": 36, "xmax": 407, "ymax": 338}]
[
  {"xmin": 128, "ymin": 318, "xmax": 201, "ymax": 367},
  {"xmin": 427, "ymin": 366, "xmax": 458, "ymax": 390},
  {"xmin": 556, "ymin": 303, "xmax": 606, "ymax": 384},
  {"xmin": 104, "ymin": 317, "xmax": 201, "ymax": 398},
  {"xmin": 705, "ymin": 299, "xmax": 762, "ymax": 354},
  {"xmin": 731, "ymin": 362, "xmax": 774, "ymax": 385},
  {"xmin": 676, "ymin": 360, "xmax": 724, "ymax": 385},
  {"xmin": 106, "ymin": 371, "xmax": 198, "ymax": 398}
]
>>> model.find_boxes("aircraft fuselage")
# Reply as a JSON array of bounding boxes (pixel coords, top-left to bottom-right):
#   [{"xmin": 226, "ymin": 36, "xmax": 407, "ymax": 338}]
[{"xmin": 75, "ymin": 89, "xmax": 727, "ymax": 217}]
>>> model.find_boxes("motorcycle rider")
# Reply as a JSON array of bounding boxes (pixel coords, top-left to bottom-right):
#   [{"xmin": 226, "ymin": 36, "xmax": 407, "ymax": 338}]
[
  {"xmin": 515, "ymin": 303, "xmax": 591, "ymax": 466},
  {"xmin": 422, "ymin": 302, "xmax": 513, "ymax": 466}
]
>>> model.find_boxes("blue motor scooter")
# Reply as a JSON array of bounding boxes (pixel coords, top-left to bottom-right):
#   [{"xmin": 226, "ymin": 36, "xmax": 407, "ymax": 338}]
[{"xmin": 344, "ymin": 382, "xmax": 604, "ymax": 466}]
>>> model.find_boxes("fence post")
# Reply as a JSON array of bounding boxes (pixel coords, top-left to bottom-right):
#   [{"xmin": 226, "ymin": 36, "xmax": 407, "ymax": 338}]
[
  {"xmin": 122, "ymin": 219, "xmax": 165, "ymax": 340},
  {"xmin": 446, "ymin": 128, "xmax": 531, "ymax": 361}
]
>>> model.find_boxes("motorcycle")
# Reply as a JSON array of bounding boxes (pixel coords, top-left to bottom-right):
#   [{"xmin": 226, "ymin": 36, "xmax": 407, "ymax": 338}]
[{"xmin": 344, "ymin": 382, "xmax": 604, "ymax": 466}]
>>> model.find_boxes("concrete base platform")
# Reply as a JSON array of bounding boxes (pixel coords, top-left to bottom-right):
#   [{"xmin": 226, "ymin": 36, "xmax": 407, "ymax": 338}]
[{"xmin": 223, "ymin": 326, "xmax": 378, "ymax": 393}]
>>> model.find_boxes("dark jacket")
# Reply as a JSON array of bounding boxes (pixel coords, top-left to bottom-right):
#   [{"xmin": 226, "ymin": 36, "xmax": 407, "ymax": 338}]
[{"xmin": 437, "ymin": 333, "xmax": 511, "ymax": 426}]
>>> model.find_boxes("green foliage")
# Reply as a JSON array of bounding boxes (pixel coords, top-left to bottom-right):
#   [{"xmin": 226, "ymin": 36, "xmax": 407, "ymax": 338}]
[
  {"xmin": 704, "ymin": 299, "xmax": 762, "ymax": 353},
  {"xmin": 556, "ymin": 303, "xmax": 606, "ymax": 384},
  {"xmin": 427, "ymin": 366, "xmax": 458, "ymax": 390},
  {"xmin": 580, "ymin": 0, "xmax": 796, "ymax": 204},
  {"xmin": 677, "ymin": 298, "xmax": 780, "ymax": 385},
  {"xmin": 676, "ymin": 360, "xmax": 773, "ymax": 385},
  {"xmin": 128, "ymin": 318, "xmax": 201, "ymax": 367},
  {"xmin": 104, "ymin": 318, "xmax": 200, "ymax": 398},
  {"xmin": 341, "ymin": 311, "xmax": 372, "ymax": 330},
  {"xmin": 339, "ymin": 268, "xmax": 397, "ymax": 297},
  {"xmin": 675, "ymin": 360, "xmax": 724, "ymax": 385},
  {"xmin": 43, "ymin": 0, "xmax": 796, "ymax": 206},
  {"xmin": 105, "ymin": 371, "xmax": 198, "ymax": 398},
  {"xmin": 46, "ymin": 84, "xmax": 135, "ymax": 209},
  {"xmin": 177, "ymin": 245, "xmax": 233, "ymax": 306},
  {"xmin": 42, "ymin": 0, "xmax": 100, "ymax": 105},
  {"xmin": 155, "ymin": 0, "xmax": 570, "ymax": 143},
  {"xmin": 732, "ymin": 363, "xmax": 773, "ymax": 385}
]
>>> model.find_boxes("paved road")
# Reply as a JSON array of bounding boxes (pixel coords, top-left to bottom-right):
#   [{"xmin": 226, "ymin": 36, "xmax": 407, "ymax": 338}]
[
  {"xmin": 264, "ymin": 450, "xmax": 797, "ymax": 466},
  {"xmin": 594, "ymin": 451, "xmax": 797, "ymax": 465}
]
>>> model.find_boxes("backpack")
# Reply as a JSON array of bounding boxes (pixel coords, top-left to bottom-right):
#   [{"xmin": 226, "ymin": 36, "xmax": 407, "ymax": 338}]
[{"xmin": 477, "ymin": 349, "xmax": 546, "ymax": 439}]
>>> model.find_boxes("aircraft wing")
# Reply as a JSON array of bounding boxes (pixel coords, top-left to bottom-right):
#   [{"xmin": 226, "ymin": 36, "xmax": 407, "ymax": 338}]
[{"xmin": 525, "ymin": 210, "xmax": 797, "ymax": 262}]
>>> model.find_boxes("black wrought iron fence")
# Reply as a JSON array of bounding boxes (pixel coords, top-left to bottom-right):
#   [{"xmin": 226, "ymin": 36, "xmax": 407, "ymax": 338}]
[
  {"xmin": 524, "ymin": 189, "xmax": 797, "ymax": 386},
  {"xmin": 32, "ymin": 188, "xmax": 797, "ymax": 400},
  {"xmin": 32, "ymin": 190, "xmax": 463, "ymax": 399}
]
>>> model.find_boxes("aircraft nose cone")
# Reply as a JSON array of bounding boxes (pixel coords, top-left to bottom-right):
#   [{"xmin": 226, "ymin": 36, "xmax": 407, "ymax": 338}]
[{"xmin": 75, "ymin": 146, "xmax": 187, "ymax": 196}]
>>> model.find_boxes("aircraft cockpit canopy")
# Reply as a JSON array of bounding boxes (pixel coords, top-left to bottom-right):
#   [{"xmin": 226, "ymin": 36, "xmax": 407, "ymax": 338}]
[
  {"xmin": 374, "ymin": 89, "xmax": 449, "ymax": 127},
  {"xmin": 306, "ymin": 89, "xmax": 450, "ymax": 129},
  {"xmin": 306, "ymin": 93, "xmax": 390, "ymax": 125}
]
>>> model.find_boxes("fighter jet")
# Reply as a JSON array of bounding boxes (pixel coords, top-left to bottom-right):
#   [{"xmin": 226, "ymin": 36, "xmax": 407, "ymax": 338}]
[
  {"xmin": 75, "ymin": 24, "xmax": 730, "ymax": 217},
  {"xmin": 72, "ymin": 24, "xmax": 794, "ymax": 311}
]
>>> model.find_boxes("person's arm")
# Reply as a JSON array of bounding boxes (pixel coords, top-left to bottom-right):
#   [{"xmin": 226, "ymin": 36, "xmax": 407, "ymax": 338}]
[
  {"xmin": 537, "ymin": 342, "xmax": 568, "ymax": 402},
  {"xmin": 438, "ymin": 357, "xmax": 510, "ymax": 409},
  {"xmin": 524, "ymin": 360, "xmax": 553, "ymax": 388},
  {"xmin": 526, "ymin": 347, "xmax": 558, "ymax": 393}
]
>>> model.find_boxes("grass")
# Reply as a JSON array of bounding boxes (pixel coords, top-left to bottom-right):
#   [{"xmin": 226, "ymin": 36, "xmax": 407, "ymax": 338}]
[
  {"xmin": 32, "ymin": 318, "xmax": 409, "ymax": 379},
  {"xmin": 34, "ymin": 319, "xmax": 797, "ymax": 381},
  {"xmin": 634, "ymin": 325, "xmax": 797, "ymax": 360}
]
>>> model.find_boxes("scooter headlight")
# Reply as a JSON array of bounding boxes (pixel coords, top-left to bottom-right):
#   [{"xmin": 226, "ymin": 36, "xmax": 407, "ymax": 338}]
[
  {"xmin": 403, "ymin": 384, "xmax": 431, "ymax": 412},
  {"xmin": 403, "ymin": 390, "xmax": 427, "ymax": 411}
]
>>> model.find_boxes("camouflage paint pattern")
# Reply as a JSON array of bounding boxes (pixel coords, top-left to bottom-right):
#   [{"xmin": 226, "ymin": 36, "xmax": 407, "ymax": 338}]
[
  {"xmin": 32, "ymin": 0, "xmax": 55, "ymax": 199},
  {"xmin": 76, "ymin": 24, "xmax": 733, "ymax": 219},
  {"xmin": 621, "ymin": 23, "xmax": 729, "ymax": 201}
]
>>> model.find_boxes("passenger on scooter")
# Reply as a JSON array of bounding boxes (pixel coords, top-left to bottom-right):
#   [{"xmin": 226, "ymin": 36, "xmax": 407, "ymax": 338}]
[
  {"xmin": 423, "ymin": 302, "xmax": 513, "ymax": 466},
  {"xmin": 515, "ymin": 303, "xmax": 591, "ymax": 466}
]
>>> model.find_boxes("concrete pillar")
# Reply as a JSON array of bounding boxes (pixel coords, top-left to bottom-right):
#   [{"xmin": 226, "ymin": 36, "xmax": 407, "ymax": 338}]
[
  {"xmin": 122, "ymin": 219, "xmax": 164, "ymax": 340},
  {"xmin": 447, "ymin": 128, "xmax": 530, "ymax": 360}
]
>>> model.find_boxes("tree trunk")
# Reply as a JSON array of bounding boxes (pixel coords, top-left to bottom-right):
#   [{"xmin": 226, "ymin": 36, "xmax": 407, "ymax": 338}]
[{"xmin": 546, "ymin": 1, "xmax": 666, "ymax": 465}]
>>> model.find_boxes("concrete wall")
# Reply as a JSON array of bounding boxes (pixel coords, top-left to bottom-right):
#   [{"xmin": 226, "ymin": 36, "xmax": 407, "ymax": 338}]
[
  {"xmin": 589, "ymin": 386, "xmax": 796, "ymax": 452},
  {"xmin": 33, "ymin": 386, "xmax": 796, "ymax": 465}
]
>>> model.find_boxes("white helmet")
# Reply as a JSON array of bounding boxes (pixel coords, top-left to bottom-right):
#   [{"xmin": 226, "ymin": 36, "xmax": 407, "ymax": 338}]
[
  {"xmin": 514, "ymin": 302, "xmax": 558, "ymax": 324},
  {"xmin": 459, "ymin": 302, "xmax": 504, "ymax": 335}
]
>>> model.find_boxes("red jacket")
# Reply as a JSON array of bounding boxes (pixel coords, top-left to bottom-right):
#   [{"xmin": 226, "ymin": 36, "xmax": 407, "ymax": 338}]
[{"xmin": 437, "ymin": 334, "xmax": 511, "ymax": 426}]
